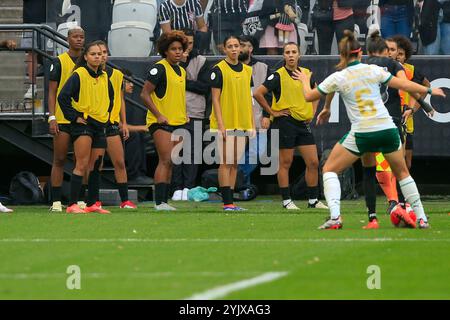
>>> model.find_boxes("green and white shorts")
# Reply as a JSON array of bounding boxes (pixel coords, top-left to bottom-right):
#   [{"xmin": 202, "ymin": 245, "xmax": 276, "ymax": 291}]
[{"xmin": 339, "ymin": 128, "xmax": 401, "ymax": 156}]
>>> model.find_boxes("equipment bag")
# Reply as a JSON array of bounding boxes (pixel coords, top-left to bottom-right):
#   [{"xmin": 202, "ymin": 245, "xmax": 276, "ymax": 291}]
[{"xmin": 9, "ymin": 171, "xmax": 45, "ymax": 204}]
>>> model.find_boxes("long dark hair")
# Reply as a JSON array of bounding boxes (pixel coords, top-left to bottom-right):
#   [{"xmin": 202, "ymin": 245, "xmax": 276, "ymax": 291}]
[
  {"xmin": 73, "ymin": 41, "xmax": 101, "ymax": 71},
  {"xmin": 336, "ymin": 30, "xmax": 362, "ymax": 70}
]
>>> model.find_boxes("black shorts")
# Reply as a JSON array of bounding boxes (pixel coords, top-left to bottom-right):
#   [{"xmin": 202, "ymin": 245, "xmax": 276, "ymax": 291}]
[
  {"xmin": 71, "ymin": 122, "xmax": 107, "ymax": 149},
  {"xmin": 148, "ymin": 123, "xmax": 185, "ymax": 136},
  {"xmin": 272, "ymin": 116, "xmax": 315, "ymax": 149},
  {"xmin": 106, "ymin": 122, "xmax": 120, "ymax": 137},
  {"xmin": 58, "ymin": 123, "xmax": 71, "ymax": 135},
  {"xmin": 405, "ymin": 132, "xmax": 414, "ymax": 150}
]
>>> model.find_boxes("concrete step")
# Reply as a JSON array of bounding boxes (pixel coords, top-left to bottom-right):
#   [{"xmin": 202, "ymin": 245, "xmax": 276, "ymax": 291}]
[
  {"xmin": 0, "ymin": 7, "xmax": 22, "ymax": 19},
  {"xmin": 0, "ymin": 0, "xmax": 23, "ymax": 7},
  {"xmin": 0, "ymin": 17, "xmax": 23, "ymax": 24}
]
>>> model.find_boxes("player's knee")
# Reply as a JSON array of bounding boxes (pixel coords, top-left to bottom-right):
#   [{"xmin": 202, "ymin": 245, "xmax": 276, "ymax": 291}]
[
  {"xmin": 53, "ymin": 156, "xmax": 66, "ymax": 168},
  {"xmin": 114, "ymin": 159, "xmax": 126, "ymax": 171},
  {"xmin": 159, "ymin": 158, "xmax": 172, "ymax": 168},
  {"xmin": 307, "ymin": 159, "xmax": 319, "ymax": 171}
]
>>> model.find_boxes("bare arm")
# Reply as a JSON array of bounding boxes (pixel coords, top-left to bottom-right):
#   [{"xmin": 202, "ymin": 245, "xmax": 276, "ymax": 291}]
[
  {"xmin": 253, "ymin": 85, "xmax": 290, "ymax": 117},
  {"xmin": 196, "ymin": 16, "xmax": 208, "ymax": 32},
  {"xmin": 292, "ymin": 70, "xmax": 323, "ymax": 102},
  {"xmin": 120, "ymin": 90, "xmax": 130, "ymax": 140},
  {"xmin": 160, "ymin": 23, "xmax": 172, "ymax": 34},
  {"xmin": 127, "ymin": 125, "xmax": 149, "ymax": 132},
  {"xmin": 387, "ymin": 76, "xmax": 444, "ymax": 97},
  {"xmin": 140, "ymin": 80, "xmax": 167, "ymax": 124},
  {"xmin": 48, "ymin": 80, "xmax": 59, "ymax": 135}
]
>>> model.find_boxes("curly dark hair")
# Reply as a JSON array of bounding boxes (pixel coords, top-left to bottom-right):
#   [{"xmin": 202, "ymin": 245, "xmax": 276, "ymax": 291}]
[
  {"xmin": 392, "ymin": 35, "xmax": 413, "ymax": 61},
  {"xmin": 157, "ymin": 31, "xmax": 188, "ymax": 58}
]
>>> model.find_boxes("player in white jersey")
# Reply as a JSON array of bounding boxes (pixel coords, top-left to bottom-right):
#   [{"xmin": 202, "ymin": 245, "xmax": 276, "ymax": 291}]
[{"xmin": 294, "ymin": 31, "xmax": 445, "ymax": 230}]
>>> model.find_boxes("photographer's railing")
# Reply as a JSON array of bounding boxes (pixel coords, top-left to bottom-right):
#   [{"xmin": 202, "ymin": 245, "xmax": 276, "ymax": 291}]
[{"xmin": 0, "ymin": 24, "xmax": 148, "ymax": 137}]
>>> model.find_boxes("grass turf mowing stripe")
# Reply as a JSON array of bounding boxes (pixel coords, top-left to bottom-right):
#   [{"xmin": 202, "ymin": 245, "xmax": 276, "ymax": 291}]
[
  {"xmin": 185, "ymin": 272, "xmax": 288, "ymax": 300},
  {"xmin": 0, "ymin": 271, "xmax": 271, "ymax": 279},
  {"xmin": 0, "ymin": 238, "xmax": 449, "ymax": 243}
]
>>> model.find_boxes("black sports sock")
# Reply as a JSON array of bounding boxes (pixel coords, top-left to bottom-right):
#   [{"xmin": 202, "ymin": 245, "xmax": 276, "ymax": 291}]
[
  {"xmin": 155, "ymin": 183, "xmax": 165, "ymax": 205},
  {"xmin": 117, "ymin": 183, "xmax": 128, "ymax": 202},
  {"xmin": 87, "ymin": 169, "xmax": 100, "ymax": 207},
  {"xmin": 52, "ymin": 186, "xmax": 62, "ymax": 202},
  {"xmin": 307, "ymin": 186, "xmax": 319, "ymax": 201},
  {"xmin": 79, "ymin": 184, "xmax": 87, "ymax": 202},
  {"xmin": 220, "ymin": 186, "xmax": 233, "ymax": 206},
  {"xmin": 164, "ymin": 183, "xmax": 171, "ymax": 203},
  {"xmin": 69, "ymin": 174, "xmax": 83, "ymax": 206},
  {"xmin": 363, "ymin": 166, "xmax": 377, "ymax": 221},
  {"xmin": 280, "ymin": 187, "xmax": 290, "ymax": 201}
]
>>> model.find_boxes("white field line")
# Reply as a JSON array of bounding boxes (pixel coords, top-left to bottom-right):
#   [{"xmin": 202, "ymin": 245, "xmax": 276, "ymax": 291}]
[
  {"xmin": 0, "ymin": 238, "xmax": 449, "ymax": 243},
  {"xmin": 185, "ymin": 272, "xmax": 288, "ymax": 300},
  {"xmin": 0, "ymin": 271, "xmax": 266, "ymax": 280}
]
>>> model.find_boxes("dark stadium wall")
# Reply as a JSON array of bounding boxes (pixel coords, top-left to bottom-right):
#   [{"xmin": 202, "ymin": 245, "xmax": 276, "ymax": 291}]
[{"xmin": 109, "ymin": 55, "xmax": 450, "ymax": 157}]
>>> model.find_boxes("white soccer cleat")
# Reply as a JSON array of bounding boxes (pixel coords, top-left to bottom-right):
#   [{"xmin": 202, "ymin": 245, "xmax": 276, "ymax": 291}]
[
  {"xmin": 0, "ymin": 202, "xmax": 13, "ymax": 213},
  {"xmin": 318, "ymin": 216, "xmax": 343, "ymax": 230},
  {"xmin": 172, "ymin": 190, "xmax": 183, "ymax": 201},
  {"xmin": 49, "ymin": 201, "xmax": 63, "ymax": 212},
  {"xmin": 182, "ymin": 188, "xmax": 189, "ymax": 201},
  {"xmin": 308, "ymin": 200, "xmax": 329, "ymax": 209},
  {"xmin": 155, "ymin": 202, "xmax": 177, "ymax": 211},
  {"xmin": 283, "ymin": 200, "xmax": 300, "ymax": 210},
  {"xmin": 77, "ymin": 201, "xmax": 87, "ymax": 210}
]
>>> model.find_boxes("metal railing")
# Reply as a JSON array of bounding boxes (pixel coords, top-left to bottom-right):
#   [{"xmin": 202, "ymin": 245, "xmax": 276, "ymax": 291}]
[{"xmin": 0, "ymin": 23, "xmax": 148, "ymax": 126}]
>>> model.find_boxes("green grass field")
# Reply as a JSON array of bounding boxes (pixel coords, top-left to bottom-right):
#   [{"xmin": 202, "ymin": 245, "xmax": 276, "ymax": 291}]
[{"xmin": 0, "ymin": 197, "xmax": 449, "ymax": 300}]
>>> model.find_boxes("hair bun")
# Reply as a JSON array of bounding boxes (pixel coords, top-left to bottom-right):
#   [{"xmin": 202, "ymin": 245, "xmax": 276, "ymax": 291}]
[
  {"xmin": 369, "ymin": 30, "xmax": 381, "ymax": 40},
  {"xmin": 343, "ymin": 30, "xmax": 355, "ymax": 40}
]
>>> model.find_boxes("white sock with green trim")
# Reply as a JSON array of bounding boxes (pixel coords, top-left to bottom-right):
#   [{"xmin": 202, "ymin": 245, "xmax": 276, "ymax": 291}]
[
  {"xmin": 323, "ymin": 172, "xmax": 341, "ymax": 219},
  {"xmin": 399, "ymin": 176, "xmax": 427, "ymax": 222}
]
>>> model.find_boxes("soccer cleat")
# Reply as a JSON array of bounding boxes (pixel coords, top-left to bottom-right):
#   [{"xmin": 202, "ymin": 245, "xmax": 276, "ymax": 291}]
[
  {"xmin": 308, "ymin": 200, "xmax": 329, "ymax": 209},
  {"xmin": 77, "ymin": 201, "xmax": 87, "ymax": 210},
  {"xmin": 120, "ymin": 200, "xmax": 137, "ymax": 209},
  {"xmin": 418, "ymin": 218, "xmax": 430, "ymax": 229},
  {"xmin": 0, "ymin": 202, "xmax": 13, "ymax": 213},
  {"xmin": 172, "ymin": 190, "xmax": 183, "ymax": 201},
  {"xmin": 396, "ymin": 207, "xmax": 416, "ymax": 228},
  {"xmin": 387, "ymin": 200, "xmax": 398, "ymax": 215},
  {"xmin": 49, "ymin": 201, "xmax": 63, "ymax": 212},
  {"xmin": 182, "ymin": 188, "xmax": 189, "ymax": 201},
  {"xmin": 318, "ymin": 216, "xmax": 343, "ymax": 230},
  {"xmin": 66, "ymin": 204, "xmax": 87, "ymax": 214},
  {"xmin": 223, "ymin": 205, "xmax": 247, "ymax": 211},
  {"xmin": 94, "ymin": 201, "xmax": 102, "ymax": 208},
  {"xmin": 363, "ymin": 219, "xmax": 379, "ymax": 229},
  {"xmin": 85, "ymin": 204, "xmax": 110, "ymax": 214},
  {"xmin": 283, "ymin": 201, "xmax": 300, "ymax": 210},
  {"xmin": 155, "ymin": 202, "xmax": 176, "ymax": 211}
]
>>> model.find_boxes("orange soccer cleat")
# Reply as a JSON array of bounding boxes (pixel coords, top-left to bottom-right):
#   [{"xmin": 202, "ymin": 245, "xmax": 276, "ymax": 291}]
[
  {"xmin": 66, "ymin": 204, "xmax": 87, "ymax": 214},
  {"xmin": 363, "ymin": 219, "xmax": 379, "ymax": 229},
  {"xmin": 85, "ymin": 204, "xmax": 110, "ymax": 214}
]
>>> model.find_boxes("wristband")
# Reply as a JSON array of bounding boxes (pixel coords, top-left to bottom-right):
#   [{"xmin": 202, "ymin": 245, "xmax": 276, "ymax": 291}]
[
  {"xmin": 427, "ymin": 87, "xmax": 432, "ymax": 95},
  {"xmin": 417, "ymin": 97, "xmax": 433, "ymax": 113},
  {"xmin": 403, "ymin": 105, "xmax": 413, "ymax": 112},
  {"xmin": 48, "ymin": 115, "xmax": 56, "ymax": 123}
]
